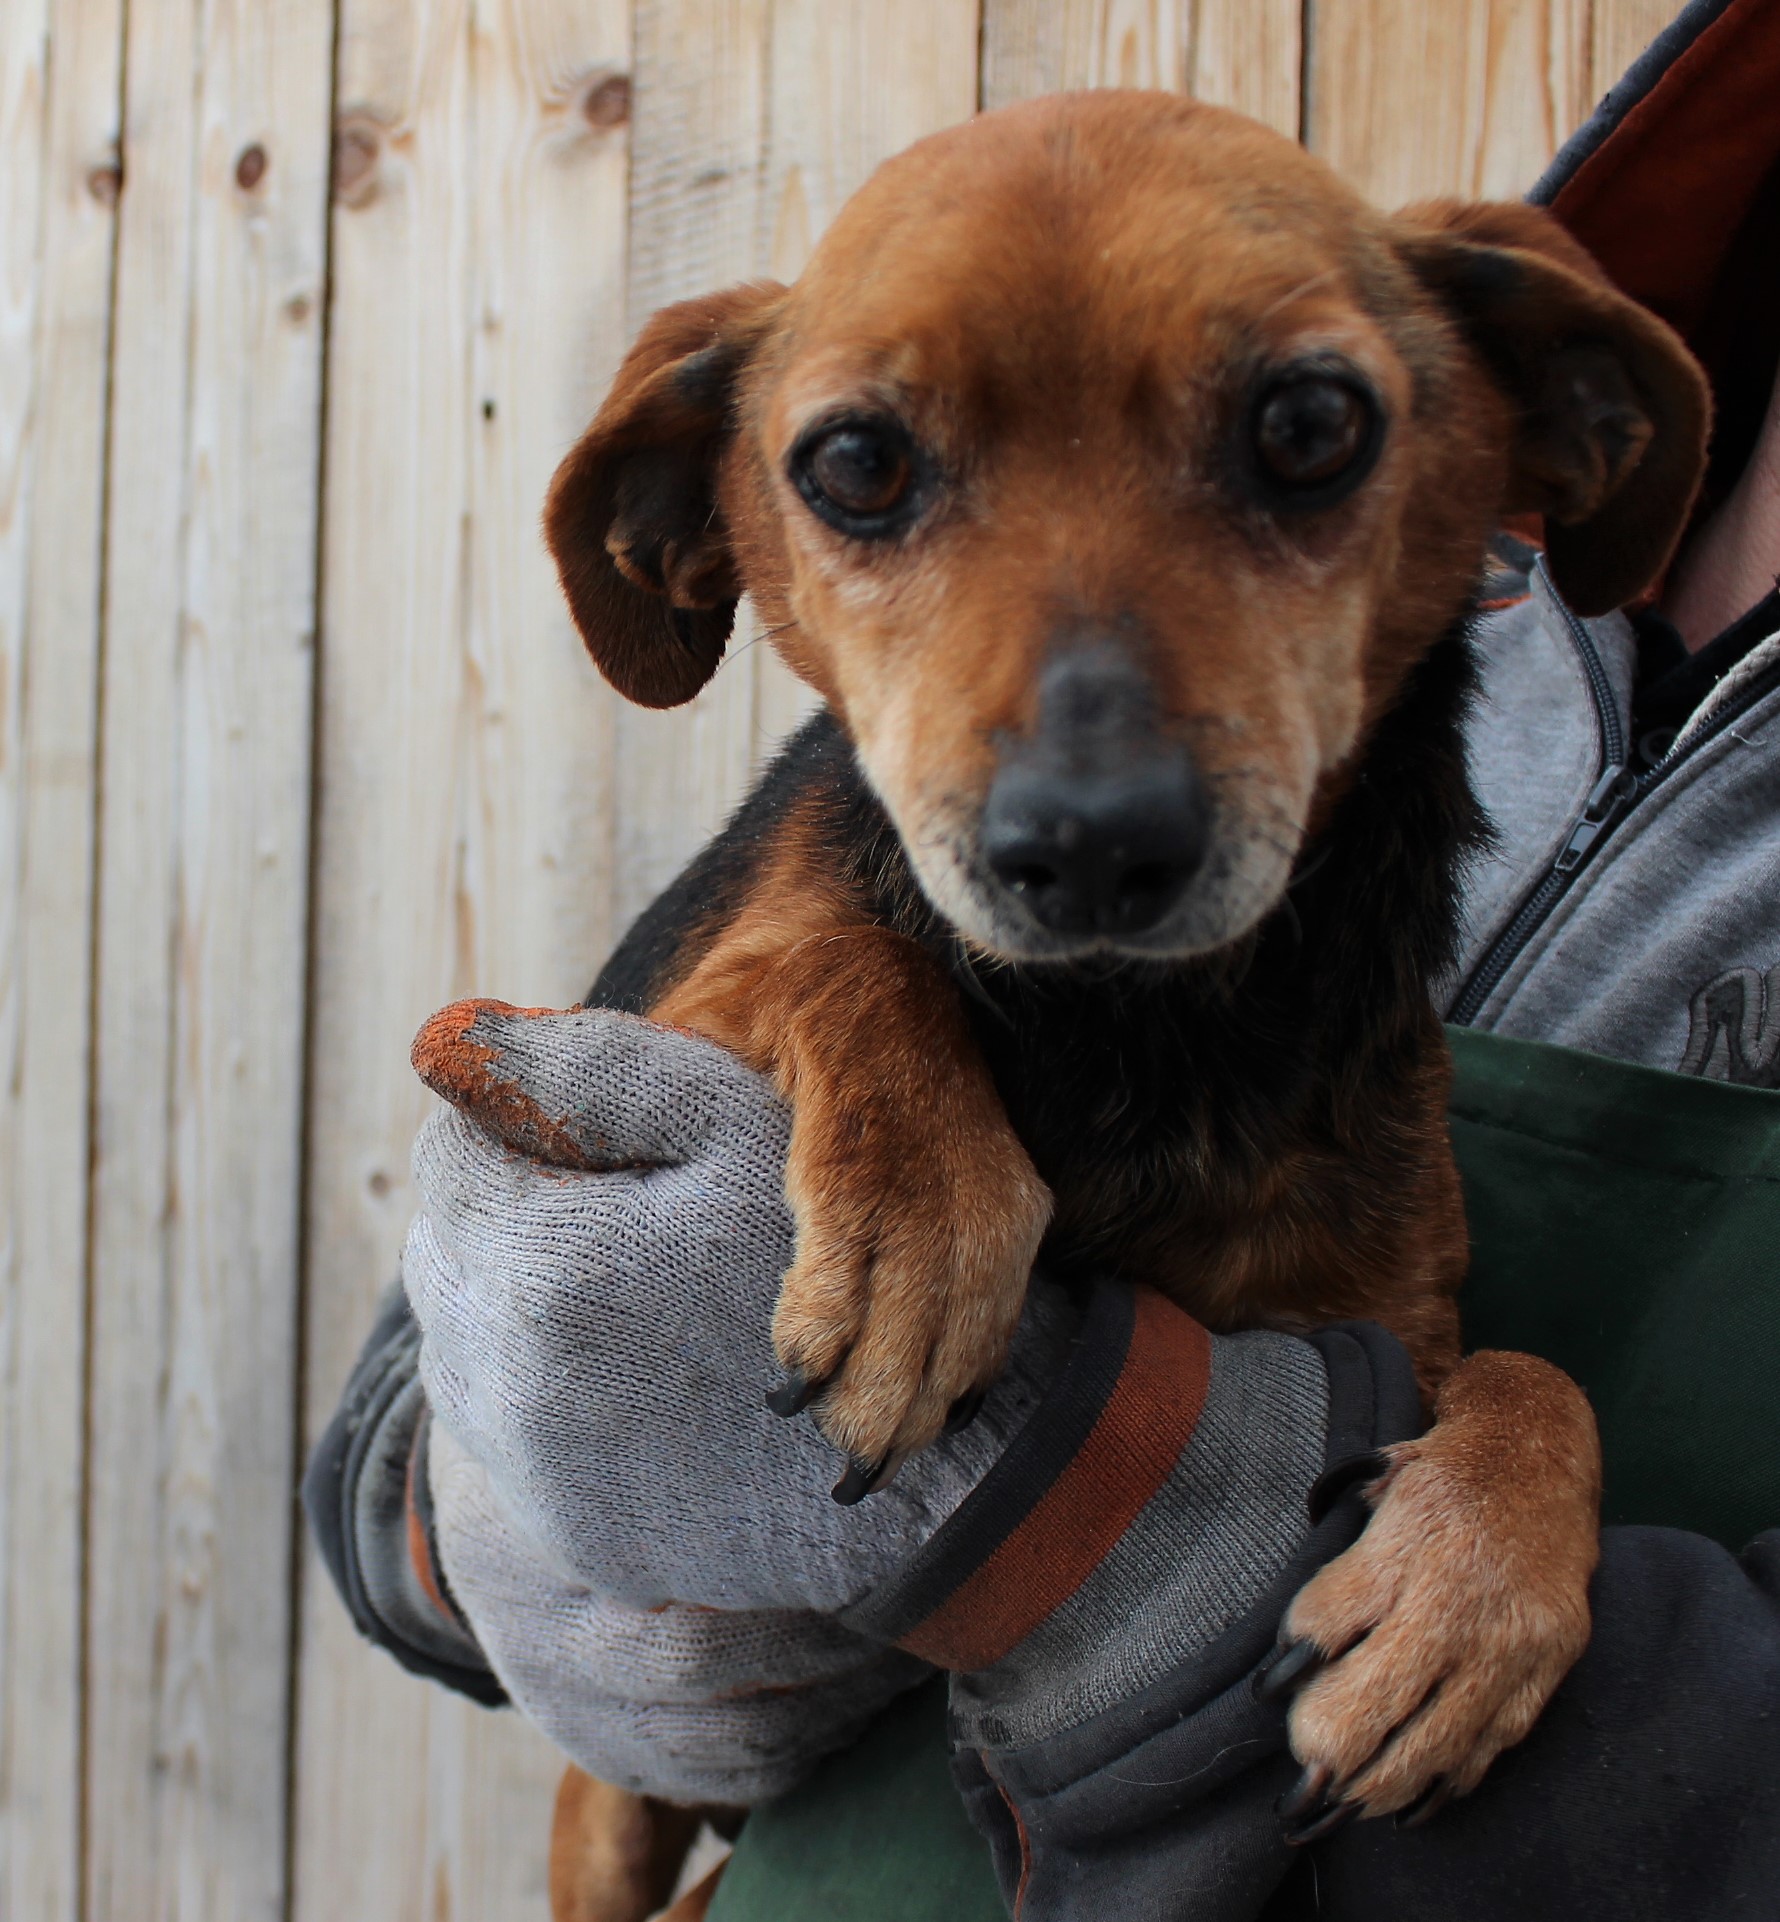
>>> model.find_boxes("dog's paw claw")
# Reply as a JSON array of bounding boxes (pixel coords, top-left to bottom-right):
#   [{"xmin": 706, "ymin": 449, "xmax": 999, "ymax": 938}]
[
  {"xmin": 764, "ymin": 1368, "xmax": 827, "ymax": 1418},
  {"xmin": 1394, "ymin": 1775, "xmax": 1454, "ymax": 1830},
  {"xmin": 1283, "ymin": 1799, "xmax": 1359, "ymax": 1848},
  {"xmin": 1274, "ymin": 1762, "xmax": 1333, "ymax": 1822},
  {"xmin": 1254, "ymin": 1638, "xmax": 1325, "ymax": 1703},
  {"xmin": 942, "ymin": 1388, "xmax": 988, "ymax": 1436},
  {"xmin": 830, "ymin": 1453, "xmax": 895, "ymax": 1505}
]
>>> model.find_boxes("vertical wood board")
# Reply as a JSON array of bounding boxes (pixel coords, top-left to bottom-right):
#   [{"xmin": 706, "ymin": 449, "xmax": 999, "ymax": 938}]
[
  {"xmin": 299, "ymin": 5, "xmax": 494, "ymax": 1909},
  {"xmin": 612, "ymin": 0, "xmax": 771, "ymax": 932},
  {"xmin": 1306, "ymin": 0, "xmax": 1591, "ymax": 204},
  {"xmin": 294, "ymin": 2, "xmax": 630, "ymax": 1917},
  {"xmin": 616, "ymin": 0, "xmax": 979, "ymax": 933},
  {"xmin": 983, "ymin": 0, "xmax": 1189, "ymax": 104},
  {"xmin": 0, "ymin": 3, "xmax": 122, "ymax": 1919},
  {"xmin": 82, "ymin": 0, "xmax": 332, "ymax": 1913},
  {"xmin": 1188, "ymin": 0, "xmax": 1302, "ymax": 136},
  {"xmin": 981, "ymin": 0, "xmax": 1301, "ymax": 130}
]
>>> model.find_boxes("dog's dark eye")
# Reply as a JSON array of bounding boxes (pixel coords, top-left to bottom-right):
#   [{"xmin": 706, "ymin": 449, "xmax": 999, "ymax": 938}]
[
  {"xmin": 1252, "ymin": 376, "xmax": 1377, "ymax": 496},
  {"xmin": 810, "ymin": 427, "xmax": 909, "ymax": 515},
  {"xmin": 792, "ymin": 418, "xmax": 920, "ymax": 534}
]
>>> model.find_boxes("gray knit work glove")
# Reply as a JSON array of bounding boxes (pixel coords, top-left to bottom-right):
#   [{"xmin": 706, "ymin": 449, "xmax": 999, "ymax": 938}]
[
  {"xmin": 403, "ymin": 999, "xmax": 1076, "ymax": 1802},
  {"xmin": 403, "ymin": 999, "xmax": 1356, "ymax": 1855}
]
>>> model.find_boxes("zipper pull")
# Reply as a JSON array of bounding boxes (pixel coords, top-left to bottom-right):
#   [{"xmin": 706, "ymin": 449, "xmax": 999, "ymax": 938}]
[{"xmin": 1554, "ymin": 764, "xmax": 1636, "ymax": 873}]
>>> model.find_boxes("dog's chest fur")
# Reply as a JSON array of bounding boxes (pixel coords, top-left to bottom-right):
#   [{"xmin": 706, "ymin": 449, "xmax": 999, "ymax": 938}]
[{"xmin": 593, "ymin": 618, "xmax": 1483, "ymax": 1331}]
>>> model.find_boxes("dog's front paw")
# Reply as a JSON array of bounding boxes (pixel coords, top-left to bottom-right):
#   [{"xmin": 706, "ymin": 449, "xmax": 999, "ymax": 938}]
[
  {"xmin": 1266, "ymin": 1352, "xmax": 1600, "ymax": 1831},
  {"xmin": 767, "ymin": 1080, "xmax": 1051, "ymax": 1492}
]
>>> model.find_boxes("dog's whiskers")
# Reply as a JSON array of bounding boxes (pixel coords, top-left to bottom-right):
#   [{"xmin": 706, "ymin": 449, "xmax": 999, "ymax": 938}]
[
  {"xmin": 1250, "ymin": 267, "xmax": 1342, "ymax": 328},
  {"xmin": 713, "ymin": 616, "xmax": 802, "ymax": 676}
]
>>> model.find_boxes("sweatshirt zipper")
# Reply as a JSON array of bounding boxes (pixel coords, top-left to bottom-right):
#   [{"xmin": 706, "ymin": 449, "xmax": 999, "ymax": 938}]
[{"xmin": 1449, "ymin": 564, "xmax": 1780, "ymax": 1027}]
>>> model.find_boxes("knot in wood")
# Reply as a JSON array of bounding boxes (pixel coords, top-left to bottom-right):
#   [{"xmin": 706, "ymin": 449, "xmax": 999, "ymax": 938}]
[
  {"xmin": 581, "ymin": 72, "xmax": 632, "ymax": 131},
  {"xmin": 332, "ymin": 115, "xmax": 383, "ymax": 207}
]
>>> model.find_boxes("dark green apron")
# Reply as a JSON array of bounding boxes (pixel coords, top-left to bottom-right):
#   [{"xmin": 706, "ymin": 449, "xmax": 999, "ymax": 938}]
[{"xmin": 709, "ymin": 1030, "xmax": 1780, "ymax": 1921}]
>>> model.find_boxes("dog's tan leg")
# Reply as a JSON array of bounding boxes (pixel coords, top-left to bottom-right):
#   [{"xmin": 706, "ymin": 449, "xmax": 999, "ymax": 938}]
[
  {"xmin": 548, "ymin": 1770, "xmax": 706, "ymax": 1922},
  {"xmin": 1278, "ymin": 1348, "xmax": 1601, "ymax": 1819},
  {"xmin": 657, "ymin": 919, "xmax": 1051, "ymax": 1472}
]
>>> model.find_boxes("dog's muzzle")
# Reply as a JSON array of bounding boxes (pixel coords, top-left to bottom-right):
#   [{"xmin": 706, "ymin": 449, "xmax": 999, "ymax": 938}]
[{"xmin": 981, "ymin": 645, "xmax": 1209, "ymax": 941}]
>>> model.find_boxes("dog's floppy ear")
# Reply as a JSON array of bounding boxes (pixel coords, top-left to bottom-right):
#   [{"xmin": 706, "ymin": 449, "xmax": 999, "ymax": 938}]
[
  {"xmin": 545, "ymin": 282, "xmax": 786, "ymax": 708},
  {"xmin": 1395, "ymin": 200, "xmax": 1710, "ymax": 616}
]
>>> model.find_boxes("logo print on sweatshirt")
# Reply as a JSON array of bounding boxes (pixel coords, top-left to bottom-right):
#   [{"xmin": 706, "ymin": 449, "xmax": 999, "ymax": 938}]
[{"xmin": 1679, "ymin": 965, "xmax": 1780, "ymax": 1086}]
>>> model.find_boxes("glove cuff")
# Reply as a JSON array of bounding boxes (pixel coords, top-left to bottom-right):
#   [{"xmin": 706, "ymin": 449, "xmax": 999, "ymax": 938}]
[
  {"xmin": 841, "ymin": 1281, "xmax": 1222, "ymax": 1667},
  {"xmin": 943, "ymin": 1320, "xmax": 1426, "ymax": 1922},
  {"xmin": 843, "ymin": 1280, "xmax": 1360, "ymax": 1756}
]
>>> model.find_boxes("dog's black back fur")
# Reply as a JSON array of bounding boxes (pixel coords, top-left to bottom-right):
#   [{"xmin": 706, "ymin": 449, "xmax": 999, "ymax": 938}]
[{"xmin": 592, "ymin": 617, "xmax": 1485, "ymax": 1301}]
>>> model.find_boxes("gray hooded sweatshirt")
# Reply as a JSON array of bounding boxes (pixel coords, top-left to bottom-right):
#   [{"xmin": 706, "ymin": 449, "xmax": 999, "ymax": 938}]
[{"xmin": 1451, "ymin": 564, "xmax": 1780, "ymax": 1079}]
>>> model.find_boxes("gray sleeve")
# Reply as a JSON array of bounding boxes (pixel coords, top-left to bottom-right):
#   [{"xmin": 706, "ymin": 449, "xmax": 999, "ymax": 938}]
[{"xmin": 301, "ymin": 1282, "xmax": 505, "ymax": 1706}]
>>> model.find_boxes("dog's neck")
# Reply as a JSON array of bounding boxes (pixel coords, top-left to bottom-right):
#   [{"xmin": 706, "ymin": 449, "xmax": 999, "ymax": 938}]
[{"xmin": 825, "ymin": 610, "xmax": 1485, "ymax": 1265}]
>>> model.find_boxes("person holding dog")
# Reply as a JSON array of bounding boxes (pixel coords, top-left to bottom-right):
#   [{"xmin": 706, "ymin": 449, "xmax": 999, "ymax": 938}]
[{"xmin": 306, "ymin": 1, "xmax": 1780, "ymax": 1916}]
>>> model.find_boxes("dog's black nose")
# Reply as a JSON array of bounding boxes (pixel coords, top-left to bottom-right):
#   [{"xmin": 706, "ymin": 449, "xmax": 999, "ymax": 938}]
[
  {"xmin": 983, "ymin": 753, "xmax": 1208, "ymax": 935},
  {"xmin": 981, "ymin": 647, "xmax": 1208, "ymax": 939}
]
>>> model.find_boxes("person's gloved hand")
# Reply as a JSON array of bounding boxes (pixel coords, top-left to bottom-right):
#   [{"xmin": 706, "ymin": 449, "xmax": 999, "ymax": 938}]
[
  {"xmin": 401, "ymin": 997, "xmax": 1078, "ymax": 1803},
  {"xmin": 403, "ymin": 998, "xmax": 1079, "ymax": 1610},
  {"xmin": 406, "ymin": 999, "xmax": 1425, "ymax": 1915},
  {"xmin": 420, "ymin": 1423, "xmax": 933, "ymax": 1803}
]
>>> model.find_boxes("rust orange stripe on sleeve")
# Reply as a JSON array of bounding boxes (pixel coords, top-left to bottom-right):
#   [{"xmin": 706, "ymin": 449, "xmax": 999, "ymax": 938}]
[
  {"xmin": 405, "ymin": 1439, "xmax": 461, "ymax": 1630},
  {"xmin": 897, "ymin": 1288, "xmax": 1212, "ymax": 1672}
]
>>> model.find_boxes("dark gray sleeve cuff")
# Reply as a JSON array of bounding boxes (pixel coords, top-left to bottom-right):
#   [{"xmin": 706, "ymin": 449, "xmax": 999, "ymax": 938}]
[{"xmin": 302, "ymin": 1281, "xmax": 507, "ymax": 1708}]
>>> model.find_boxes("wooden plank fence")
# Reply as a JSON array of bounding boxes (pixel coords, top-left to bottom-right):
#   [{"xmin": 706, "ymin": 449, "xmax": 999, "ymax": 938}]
[{"xmin": 0, "ymin": 2, "xmax": 1680, "ymax": 1916}]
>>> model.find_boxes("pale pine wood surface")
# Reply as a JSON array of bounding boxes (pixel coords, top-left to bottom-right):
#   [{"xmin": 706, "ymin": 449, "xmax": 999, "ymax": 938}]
[
  {"xmin": 981, "ymin": 0, "xmax": 1298, "ymax": 129},
  {"xmin": 983, "ymin": 0, "xmax": 1194, "ymax": 104},
  {"xmin": 297, "ymin": 5, "xmax": 631, "ymax": 1919},
  {"xmin": 0, "ymin": 4, "xmax": 1681, "ymax": 1916},
  {"xmin": 1305, "ymin": 0, "xmax": 1593, "ymax": 204},
  {"xmin": 616, "ymin": 0, "xmax": 773, "ymax": 934},
  {"xmin": 83, "ymin": 0, "xmax": 333, "ymax": 1916},
  {"xmin": 0, "ymin": 5, "xmax": 121, "ymax": 1918},
  {"xmin": 1190, "ymin": 0, "xmax": 1303, "ymax": 137}
]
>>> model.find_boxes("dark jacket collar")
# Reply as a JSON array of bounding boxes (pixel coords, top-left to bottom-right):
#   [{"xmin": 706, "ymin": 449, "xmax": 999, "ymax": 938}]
[{"xmin": 1534, "ymin": 0, "xmax": 1780, "ymax": 514}]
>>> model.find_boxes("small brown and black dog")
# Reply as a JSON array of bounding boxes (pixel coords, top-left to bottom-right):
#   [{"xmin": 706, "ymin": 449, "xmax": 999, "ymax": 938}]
[{"xmin": 538, "ymin": 92, "xmax": 1707, "ymax": 1918}]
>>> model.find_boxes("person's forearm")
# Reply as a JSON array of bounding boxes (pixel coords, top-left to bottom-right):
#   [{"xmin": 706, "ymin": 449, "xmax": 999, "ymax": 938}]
[
  {"xmin": 914, "ymin": 1299, "xmax": 1780, "ymax": 1922},
  {"xmin": 879, "ymin": 1302, "xmax": 1425, "ymax": 1922}
]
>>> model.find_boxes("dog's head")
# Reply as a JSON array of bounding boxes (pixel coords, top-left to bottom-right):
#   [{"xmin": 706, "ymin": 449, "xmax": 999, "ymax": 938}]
[{"xmin": 547, "ymin": 94, "xmax": 1707, "ymax": 963}]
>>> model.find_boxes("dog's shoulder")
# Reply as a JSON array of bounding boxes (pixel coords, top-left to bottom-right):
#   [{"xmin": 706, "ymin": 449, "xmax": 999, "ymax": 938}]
[{"xmin": 588, "ymin": 706, "xmax": 911, "ymax": 1012}]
